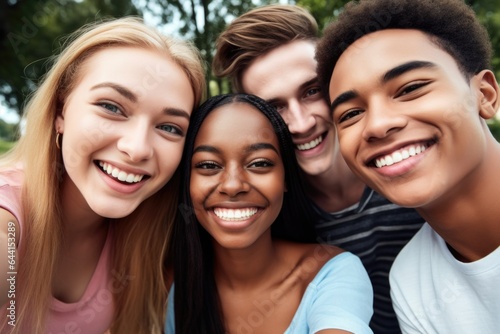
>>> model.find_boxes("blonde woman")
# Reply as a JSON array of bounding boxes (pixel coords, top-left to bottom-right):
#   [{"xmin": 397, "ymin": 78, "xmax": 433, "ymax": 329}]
[{"xmin": 0, "ymin": 17, "xmax": 205, "ymax": 333}]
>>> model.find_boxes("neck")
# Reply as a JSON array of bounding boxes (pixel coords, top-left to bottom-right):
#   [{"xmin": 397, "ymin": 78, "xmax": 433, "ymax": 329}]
[
  {"xmin": 213, "ymin": 232, "xmax": 281, "ymax": 290},
  {"xmin": 303, "ymin": 158, "xmax": 365, "ymax": 212},
  {"xmin": 419, "ymin": 141, "xmax": 500, "ymax": 262},
  {"xmin": 60, "ymin": 175, "xmax": 106, "ymax": 237}
]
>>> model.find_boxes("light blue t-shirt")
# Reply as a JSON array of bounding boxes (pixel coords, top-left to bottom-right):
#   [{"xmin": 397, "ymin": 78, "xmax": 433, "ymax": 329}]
[{"xmin": 165, "ymin": 252, "xmax": 373, "ymax": 333}]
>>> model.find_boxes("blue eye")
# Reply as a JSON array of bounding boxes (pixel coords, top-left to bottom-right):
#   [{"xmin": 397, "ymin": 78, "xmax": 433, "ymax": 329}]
[
  {"xmin": 158, "ymin": 124, "xmax": 183, "ymax": 136},
  {"xmin": 98, "ymin": 102, "xmax": 122, "ymax": 114}
]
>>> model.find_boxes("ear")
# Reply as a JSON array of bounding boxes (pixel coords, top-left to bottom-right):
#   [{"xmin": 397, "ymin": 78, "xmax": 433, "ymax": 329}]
[
  {"xmin": 475, "ymin": 70, "xmax": 499, "ymax": 120},
  {"xmin": 55, "ymin": 110, "xmax": 65, "ymax": 133}
]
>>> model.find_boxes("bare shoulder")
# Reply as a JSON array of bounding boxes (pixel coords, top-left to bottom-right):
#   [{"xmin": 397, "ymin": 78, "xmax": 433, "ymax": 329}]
[
  {"xmin": 275, "ymin": 240, "xmax": 345, "ymax": 281},
  {"xmin": 0, "ymin": 208, "xmax": 19, "ymax": 245},
  {"xmin": 276, "ymin": 240, "xmax": 344, "ymax": 261}
]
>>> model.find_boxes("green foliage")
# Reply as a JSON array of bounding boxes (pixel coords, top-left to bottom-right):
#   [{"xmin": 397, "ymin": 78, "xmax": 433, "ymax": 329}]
[
  {"xmin": 294, "ymin": 0, "xmax": 500, "ymax": 81},
  {"xmin": 0, "ymin": 0, "xmax": 140, "ymax": 115},
  {"xmin": 0, "ymin": 118, "xmax": 18, "ymax": 141},
  {"xmin": 141, "ymin": 0, "xmax": 281, "ymax": 97},
  {"xmin": 488, "ymin": 118, "xmax": 500, "ymax": 142},
  {"xmin": 466, "ymin": 0, "xmax": 500, "ymax": 80},
  {"xmin": 0, "ymin": 139, "xmax": 15, "ymax": 155},
  {"xmin": 1, "ymin": 0, "xmax": 499, "ymax": 114},
  {"xmin": 294, "ymin": 0, "xmax": 349, "ymax": 31}
]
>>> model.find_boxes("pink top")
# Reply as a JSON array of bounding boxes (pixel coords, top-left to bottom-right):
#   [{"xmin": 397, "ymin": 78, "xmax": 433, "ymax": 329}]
[{"xmin": 0, "ymin": 168, "xmax": 114, "ymax": 333}]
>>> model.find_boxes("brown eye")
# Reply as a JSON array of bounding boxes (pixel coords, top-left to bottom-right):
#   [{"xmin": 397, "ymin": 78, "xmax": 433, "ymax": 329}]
[
  {"xmin": 195, "ymin": 161, "xmax": 220, "ymax": 170},
  {"xmin": 248, "ymin": 159, "xmax": 274, "ymax": 168},
  {"xmin": 397, "ymin": 81, "xmax": 431, "ymax": 98},
  {"xmin": 338, "ymin": 109, "xmax": 364, "ymax": 124}
]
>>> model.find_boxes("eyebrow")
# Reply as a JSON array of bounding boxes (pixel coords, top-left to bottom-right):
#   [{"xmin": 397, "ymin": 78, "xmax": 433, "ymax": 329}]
[
  {"xmin": 91, "ymin": 82, "xmax": 137, "ymax": 102},
  {"xmin": 330, "ymin": 61, "xmax": 437, "ymax": 112},
  {"xmin": 193, "ymin": 142, "xmax": 279, "ymax": 155},
  {"xmin": 193, "ymin": 145, "xmax": 219, "ymax": 154},
  {"xmin": 92, "ymin": 82, "xmax": 190, "ymax": 120},
  {"xmin": 245, "ymin": 143, "xmax": 279, "ymax": 154},
  {"xmin": 382, "ymin": 61, "xmax": 437, "ymax": 83},
  {"xmin": 330, "ymin": 90, "xmax": 359, "ymax": 113},
  {"xmin": 164, "ymin": 108, "xmax": 191, "ymax": 121}
]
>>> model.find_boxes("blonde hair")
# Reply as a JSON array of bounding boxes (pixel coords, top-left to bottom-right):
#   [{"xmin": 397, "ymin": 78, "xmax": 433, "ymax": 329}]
[
  {"xmin": 212, "ymin": 4, "xmax": 318, "ymax": 92},
  {"xmin": 0, "ymin": 17, "xmax": 205, "ymax": 333}
]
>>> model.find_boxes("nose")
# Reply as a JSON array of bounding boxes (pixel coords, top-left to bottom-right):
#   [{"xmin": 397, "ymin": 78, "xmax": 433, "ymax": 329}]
[
  {"xmin": 117, "ymin": 121, "xmax": 154, "ymax": 162},
  {"xmin": 362, "ymin": 101, "xmax": 407, "ymax": 142},
  {"xmin": 218, "ymin": 165, "xmax": 250, "ymax": 197},
  {"xmin": 284, "ymin": 100, "xmax": 316, "ymax": 134}
]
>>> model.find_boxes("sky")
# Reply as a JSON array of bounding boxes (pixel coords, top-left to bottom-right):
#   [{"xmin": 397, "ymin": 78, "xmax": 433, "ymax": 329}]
[{"xmin": 0, "ymin": 98, "xmax": 20, "ymax": 124}]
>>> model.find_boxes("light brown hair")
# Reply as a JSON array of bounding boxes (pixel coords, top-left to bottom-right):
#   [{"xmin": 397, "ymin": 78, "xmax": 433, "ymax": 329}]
[{"xmin": 213, "ymin": 4, "xmax": 318, "ymax": 92}]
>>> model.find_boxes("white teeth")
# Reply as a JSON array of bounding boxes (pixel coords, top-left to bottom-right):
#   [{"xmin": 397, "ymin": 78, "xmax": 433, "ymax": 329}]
[
  {"xmin": 392, "ymin": 152, "xmax": 403, "ymax": 164},
  {"xmin": 98, "ymin": 161, "xmax": 144, "ymax": 183},
  {"xmin": 297, "ymin": 136, "xmax": 323, "ymax": 151},
  {"xmin": 213, "ymin": 208, "xmax": 258, "ymax": 221},
  {"xmin": 374, "ymin": 144, "xmax": 427, "ymax": 168}
]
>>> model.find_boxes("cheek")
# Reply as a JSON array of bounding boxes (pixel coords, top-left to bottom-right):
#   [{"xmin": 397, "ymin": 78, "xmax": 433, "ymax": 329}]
[
  {"xmin": 158, "ymin": 142, "xmax": 185, "ymax": 177},
  {"xmin": 267, "ymin": 171, "xmax": 286, "ymax": 207},
  {"xmin": 338, "ymin": 131, "xmax": 357, "ymax": 162},
  {"xmin": 189, "ymin": 174, "xmax": 213, "ymax": 206},
  {"xmin": 313, "ymin": 100, "xmax": 333, "ymax": 122}
]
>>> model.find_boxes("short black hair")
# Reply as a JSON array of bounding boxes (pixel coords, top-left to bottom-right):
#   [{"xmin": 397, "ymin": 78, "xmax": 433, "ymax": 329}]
[{"xmin": 316, "ymin": 0, "xmax": 493, "ymax": 104}]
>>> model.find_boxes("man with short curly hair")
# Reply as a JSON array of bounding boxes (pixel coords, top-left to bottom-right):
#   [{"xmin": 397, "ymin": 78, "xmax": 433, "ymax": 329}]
[{"xmin": 316, "ymin": 0, "xmax": 500, "ymax": 332}]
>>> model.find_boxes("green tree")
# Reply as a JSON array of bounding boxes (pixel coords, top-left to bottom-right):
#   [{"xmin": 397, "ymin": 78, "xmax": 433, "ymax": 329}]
[
  {"xmin": 466, "ymin": 0, "xmax": 500, "ymax": 79},
  {"xmin": 295, "ymin": 0, "xmax": 500, "ymax": 79},
  {"xmin": 0, "ymin": 118, "xmax": 17, "ymax": 141},
  {"xmin": 0, "ymin": 0, "xmax": 139, "ymax": 116},
  {"xmin": 140, "ymin": 0, "xmax": 280, "ymax": 97}
]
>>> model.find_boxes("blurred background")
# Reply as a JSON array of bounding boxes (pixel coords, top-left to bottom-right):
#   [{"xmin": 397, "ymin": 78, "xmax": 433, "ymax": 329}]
[{"xmin": 1, "ymin": 0, "xmax": 500, "ymax": 153}]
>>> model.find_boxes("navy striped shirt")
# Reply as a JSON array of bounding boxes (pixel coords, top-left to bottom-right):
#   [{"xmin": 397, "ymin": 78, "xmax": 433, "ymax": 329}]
[{"xmin": 314, "ymin": 187, "xmax": 424, "ymax": 334}]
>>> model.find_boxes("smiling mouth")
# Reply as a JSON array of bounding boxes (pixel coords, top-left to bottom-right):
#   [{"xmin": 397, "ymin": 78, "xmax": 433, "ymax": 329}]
[
  {"xmin": 296, "ymin": 133, "xmax": 325, "ymax": 151},
  {"xmin": 373, "ymin": 141, "xmax": 435, "ymax": 168},
  {"xmin": 96, "ymin": 161, "xmax": 147, "ymax": 184},
  {"xmin": 213, "ymin": 207, "xmax": 258, "ymax": 221}
]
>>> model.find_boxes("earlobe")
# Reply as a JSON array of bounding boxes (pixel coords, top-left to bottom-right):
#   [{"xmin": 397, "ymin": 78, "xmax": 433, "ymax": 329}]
[{"xmin": 476, "ymin": 70, "xmax": 499, "ymax": 120}]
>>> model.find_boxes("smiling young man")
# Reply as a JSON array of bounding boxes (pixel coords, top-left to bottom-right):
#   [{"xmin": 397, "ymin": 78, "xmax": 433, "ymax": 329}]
[
  {"xmin": 316, "ymin": 0, "xmax": 500, "ymax": 332},
  {"xmin": 213, "ymin": 4, "xmax": 425, "ymax": 333}
]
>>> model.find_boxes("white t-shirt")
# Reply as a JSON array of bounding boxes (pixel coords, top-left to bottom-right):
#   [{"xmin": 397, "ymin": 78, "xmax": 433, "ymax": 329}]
[{"xmin": 390, "ymin": 223, "xmax": 500, "ymax": 333}]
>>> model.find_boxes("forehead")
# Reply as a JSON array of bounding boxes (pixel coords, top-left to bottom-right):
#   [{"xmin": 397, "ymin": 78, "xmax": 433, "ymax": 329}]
[
  {"xmin": 330, "ymin": 29, "xmax": 460, "ymax": 92},
  {"xmin": 75, "ymin": 46, "xmax": 195, "ymax": 111},
  {"xmin": 195, "ymin": 102, "xmax": 277, "ymax": 146},
  {"xmin": 241, "ymin": 40, "xmax": 317, "ymax": 98}
]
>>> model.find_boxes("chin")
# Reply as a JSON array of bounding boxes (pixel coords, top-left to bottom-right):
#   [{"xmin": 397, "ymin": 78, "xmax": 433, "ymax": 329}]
[
  {"xmin": 91, "ymin": 201, "xmax": 139, "ymax": 219},
  {"xmin": 380, "ymin": 189, "xmax": 432, "ymax": 209},
  {"xmin": 298, "ymin": 161, "xmax": 331, "ymax": 177}
]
